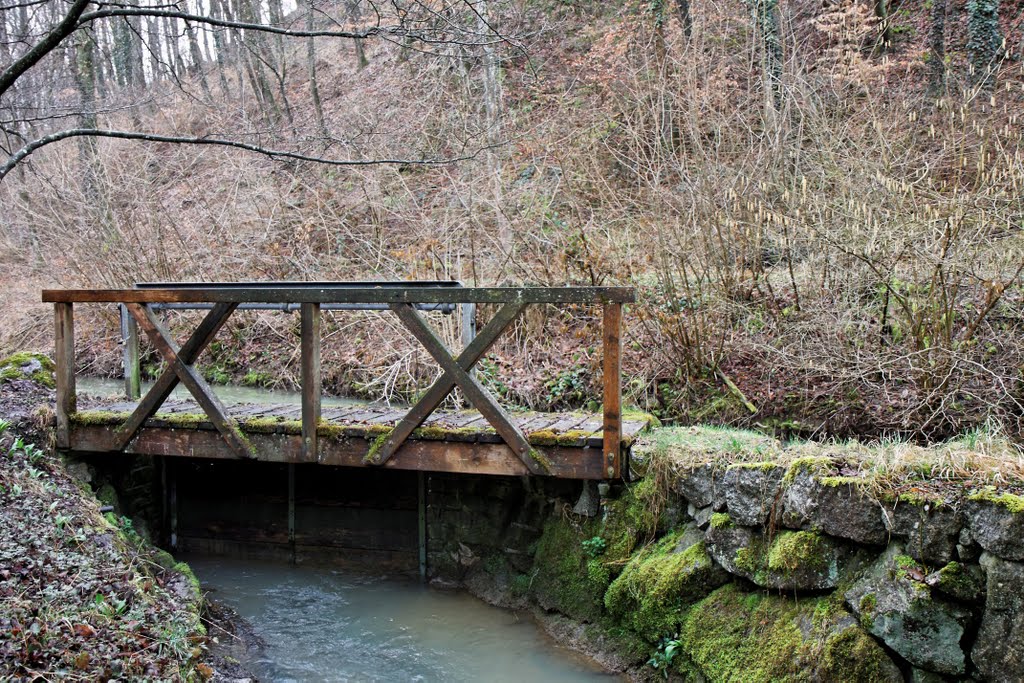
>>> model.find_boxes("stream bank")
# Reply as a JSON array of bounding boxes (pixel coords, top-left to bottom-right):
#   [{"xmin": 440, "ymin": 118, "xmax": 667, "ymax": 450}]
[{"xmin": 430, "ymin": 426, "xmax": 1024, "ymax": 681}]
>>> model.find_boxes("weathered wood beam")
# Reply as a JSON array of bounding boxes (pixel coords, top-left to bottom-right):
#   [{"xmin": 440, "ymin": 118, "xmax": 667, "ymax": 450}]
[
  {"xmin": 387, "ymin": 304, "xmax": 546, "ymax": 475},
  {"xmin": 54, "ymin": 303, "xmax": 75, "ymax": 449},
  {"xmin": 42, "ymin": 286, "xmax": 636, "ymax": 305},
  {"xmin": 602, "ymin": 303, "xmax": 623, "ymax": 480},
  {"xmin": 119, "ymin": 305, "xmax": 141, "ymax": 400},
  {"xmin": 116, "ymin": 303, "xmax": 251, "ymax": 458},
  {"xmin": 300, "ymin": 303, "xmax": 321, "ymax": 463},
  {"xmin": 69, "ymin": 424, "xmax": 606, "ymax": 479},
  {"xmin": 369, "ymin": 303, "xmax": 525, "ymax": 465}
]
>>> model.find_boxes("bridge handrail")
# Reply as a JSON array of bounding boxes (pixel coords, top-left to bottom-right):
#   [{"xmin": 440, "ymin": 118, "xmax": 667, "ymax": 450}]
[
  {"xmin": 43, "ymin": 283, "xmax": 632, "ymax": 479},
  {"xmin": 42, "ymin": 285, "xmax": 635, "ymax": 305}
]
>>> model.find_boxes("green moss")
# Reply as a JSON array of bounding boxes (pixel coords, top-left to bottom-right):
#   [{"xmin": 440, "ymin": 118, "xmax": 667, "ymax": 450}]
[
  {"xmin": 680, "ymin": 585, "xmax": 894, "ymax": 682},
  {"xmin": 528, "ymin": 447, "xmax": 553, "ymax": 473},
  {"xmin": 363, "ymin": 431, "xmax": 392, "ymax": 464},
  {"xmin": 242, "ymin": 416, "xmax": 302, "ymax": 435},
  {"xmin": 411, "ymin": 425, "xmax": 485, "ymax": 440},
  {"xmin": 969, "ymin": 487, "xmax": 1024, "ymax": 514},
  {"xmin": 0, "ymin": 352, "xmax": 56, "ymax": 388},
  {"xmin": 781, "ymin": 456, "xmax": 834, "ymax": 487},
  {"xmin": 726, "ymin": 461, "xmax": 781, "ymax": 472},
  {"xmin": 605, "ymin": 532, "xmax": 715, "ymax": 641},
  {"xmin": 621, "ymin": 407, "xmax": 662, "ymax": 429},
  {"xmin": 158, "ymin": 412, "xmax": 212, "ymax": 430},
  {"xmin": 859, "ymin": 593, "xmax": 877, "ymax": 614},
  {"xmin": 709, "ymin": 512, "xmax": 733, "ymax": 529},
  {"xmin": 532, "ymin": 515, "xmax": 609, "ymax": 623},
  {"xmin": 528, "ymin": 428, "xmax": 594, "ymax": 447},
  {"xmin": 173, "ymin": 561, "xmax": 203, "ymax": 603},
  {"xmin": 820, "ymin": 626, "xmax": 899, "ymax": 681},
  {"xmin": 241, "ymin": 371, "xmax": 273, "ymax": 388},
  {"xmin": 601, "ymin": 477, "xmax": 665, "ymax": 564},
  {"xmin": 930, "ymin": 561, "xmax": 982, "ymax": 601},
  {"xmin": 818, "ymin": 475, "xmax": 871, "ymax": 488},
  {"xmin": 71, "ymin": 410, "xmax": 132, "ymax": 426},
  {"xmin": 95, "ymin": 483, "xmax": 119, "ymax": 509},
  {"xmin": 766, "ymin": 531, "xmax": 830, "ymax": 573}
]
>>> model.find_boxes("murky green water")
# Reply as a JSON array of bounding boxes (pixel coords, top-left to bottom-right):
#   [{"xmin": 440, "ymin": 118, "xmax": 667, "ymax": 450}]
[
  {"xmin": 76, "ymin": 376, "xmax": 363, "ymax": 407},
  {"xmin": 187, "ymin": 557, "xmax": 617, "ymax": 682}
]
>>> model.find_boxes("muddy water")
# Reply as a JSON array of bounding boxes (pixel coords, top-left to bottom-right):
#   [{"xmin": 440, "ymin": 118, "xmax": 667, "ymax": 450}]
[
  {"xmin": 76, "ymin": 376, "xmax": 364, "ymax": 407},
  {"xmin": 187, "ymin": 557, "xmax": 617, "ymax": 682}
]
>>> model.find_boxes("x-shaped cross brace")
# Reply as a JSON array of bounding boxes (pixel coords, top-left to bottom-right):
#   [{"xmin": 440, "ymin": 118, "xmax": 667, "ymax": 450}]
[
  {"xmin": 366, "ymin": 302, "xmax": 549, "ymax": 475},
  {"xmin": 111, "ymin": 303, "xmax": 254, "ymax": 459}
]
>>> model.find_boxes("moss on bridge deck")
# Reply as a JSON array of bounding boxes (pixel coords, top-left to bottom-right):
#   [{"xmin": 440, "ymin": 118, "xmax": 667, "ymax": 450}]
[{"xmin": 66, "ymin": 398, "xmax": 655, "ymax": 478}]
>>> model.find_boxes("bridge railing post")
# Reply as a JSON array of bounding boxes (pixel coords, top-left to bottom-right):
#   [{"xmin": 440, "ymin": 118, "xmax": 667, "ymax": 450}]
[
  {"xmin": 54, "ymin": 302, "xmax": 76, "ymax": 449},
  {"xmin": 602, "ymin": 302, "xmax": 622, "ymax": 480},
  {"xmin": 300, "ymin": 302, "xmax": 322, "ymax": 463},
  {"xmin": 120, "ymin": 304, "xmax": 141, "ymax": 400}
]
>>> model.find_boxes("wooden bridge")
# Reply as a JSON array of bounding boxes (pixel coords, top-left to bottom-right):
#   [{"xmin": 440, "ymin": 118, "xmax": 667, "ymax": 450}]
[{"xmin": 43, "ymin": 282, "xmax": 647, "ymax": 481}]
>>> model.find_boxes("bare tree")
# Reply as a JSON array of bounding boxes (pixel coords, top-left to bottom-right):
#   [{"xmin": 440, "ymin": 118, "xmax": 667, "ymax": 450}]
[{"xmin": 0, "ymin": 0, "xmax": 523, "ymax": 181}]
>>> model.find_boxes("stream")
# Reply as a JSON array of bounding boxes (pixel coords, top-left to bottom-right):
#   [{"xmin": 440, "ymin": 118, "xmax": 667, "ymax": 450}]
[
  {"xmin": 76, "ymin": 376, "xmax": 365, "ymax": 407},
  {"xmin": 186, "ymin": 557, "xmax": 617, "ymax": 682}
]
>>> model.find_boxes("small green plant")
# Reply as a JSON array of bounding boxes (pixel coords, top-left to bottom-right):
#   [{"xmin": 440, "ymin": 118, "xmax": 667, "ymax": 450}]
[
  {"xmin": 94, "ymin": 593, "xmax": 128, "ymax": 618},
  {"xmin": 581, "ymin": 536, "xmax": 607, "ymax": 558},
  {"xmin": 648, "ymin": 636, "xmax": 683, "ymax": 678},
  {"xmin": 0, "ymin": 419, "xmax": 10, "ymax": 435}
]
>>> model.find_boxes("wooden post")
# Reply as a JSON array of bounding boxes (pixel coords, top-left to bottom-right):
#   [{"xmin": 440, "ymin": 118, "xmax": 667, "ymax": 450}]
[
  {"xmin": 54, "ymin": 302, "xmax": 76, "ymax": 449},
  {"xmin": 300, "ymin": 303, "xmax": 321, "ymax": 463},
  {"xmin": 418, "ymin": 471, "xmax": 427, "ymax": 582},
  {"xmin": 288, "ymin": 463, "xmax": 296, "ymax": 565},
  {"xmin": 602, "ymin": 303, "xmax": 622, "ymax": 479},
  {"xmin": 120, "ymin": 304, "xmax": 141, "ymax": 400}
]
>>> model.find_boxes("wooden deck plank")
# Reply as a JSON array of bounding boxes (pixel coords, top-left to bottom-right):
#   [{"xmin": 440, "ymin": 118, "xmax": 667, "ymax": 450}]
[
  {"xmin": 67, "ymin": 424, "xmax": 607, "ymax": 479},
  {"xmin": 67, "ymin": 396, "xmax": 654, "ymax": 479}
]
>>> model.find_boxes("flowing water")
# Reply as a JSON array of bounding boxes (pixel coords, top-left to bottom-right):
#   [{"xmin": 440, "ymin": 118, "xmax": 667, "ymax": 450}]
[
  {"xmin": 187, "ymin": 557, "xmax": 617, "ymax": 682},
  {"xmin": 76, "ymin": 376, "xmax": 364, "ymax": 407}
]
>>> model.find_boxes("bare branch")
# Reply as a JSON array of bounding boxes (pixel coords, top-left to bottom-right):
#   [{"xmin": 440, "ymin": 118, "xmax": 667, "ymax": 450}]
[
  {"xmin": 0, "ymin": 127, "xmax": 497, "ymax": 181},
  {"xmin": 0, "ymin": 0, "xmax": 91, "ymax": 99}
]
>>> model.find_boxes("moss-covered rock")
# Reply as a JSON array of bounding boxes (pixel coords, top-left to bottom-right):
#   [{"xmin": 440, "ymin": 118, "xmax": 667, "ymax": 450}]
[
  {"xmin": 925, "ymin": 561, "xmax": 984, "ymax": 602},
  {"xmin": 723, "ymin": 462, "xmax": 784, "ymax": 527},
  {"xmin": 0, "ymin": 352, "xmax": 56, "ymax": 388},
  {"xmin": 845, "ymin": 545, "xmax": 971, "ymax": 675},
  {"xmin": 882, "ymin": 495, "xmax": 962, "ymax": 565},
  {"xmin": 604, "ymin": 528, "xmax": 727, "ymax": 642},
  {"xmin": 532, "ymin": 514, "xmax": 610, "ymax": 623},
  {"xmin": 971, "ymin": 553, "xmax": 1024, "ymax": 681},
  {"xmin": 706, "ymin": 523, "xmax": 853, "ymax": 591},
  {"xmin": 680, "ymin": 584, "xmax": 900, "ymax": 682},
  {"xmin": 965, "ymin": 489, "xmax": 1024, "ymax": 561},
  {"xmin": 780, "ymin": 465, "xmax": 887, "ymax": 545}
]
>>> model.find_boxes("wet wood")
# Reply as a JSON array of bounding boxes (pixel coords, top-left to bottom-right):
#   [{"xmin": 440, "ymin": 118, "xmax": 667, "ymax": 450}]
[
  {"xmin": 372, "ymin": 302, "xmax": 525, "ymax": 465},
  {"xmin": 602, "ymin": 302, "xmax": 623, "ymax": 479},
  {"xmin": 119, "ymin": 305, "xmax": 141, "ymax": 400},
  {"xmin": 54, "ymin": 302, "xmax": 75, "ymax": 449},
  {"xmin": 43, "ymin": 286, "xmax": 636, "ymax": 305},
  {"xmin": 120, "ymin": 303, "xmax": 251, "ymax": 459},
  {"xmin": 68, "ymin": 424, "xmax": 606, "ymax": 479},
  {"xmin": 300, "ymin": 303, "xmax": 321, "ymax": 463},
  {"xmin": 388, "ymin": 303, "xmax": 541, "ymax": 474}
]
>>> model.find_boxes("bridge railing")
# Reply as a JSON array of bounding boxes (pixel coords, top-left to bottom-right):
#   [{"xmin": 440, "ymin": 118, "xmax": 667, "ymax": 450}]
[{"xmin": 42, "ymin": 283, "xmax": 635, "ymax": 478}]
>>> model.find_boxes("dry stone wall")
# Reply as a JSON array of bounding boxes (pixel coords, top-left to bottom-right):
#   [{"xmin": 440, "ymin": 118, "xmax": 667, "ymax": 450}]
[{"xmin": 430, "ymin": 457, "xmax": 1024, "ymax": 681}]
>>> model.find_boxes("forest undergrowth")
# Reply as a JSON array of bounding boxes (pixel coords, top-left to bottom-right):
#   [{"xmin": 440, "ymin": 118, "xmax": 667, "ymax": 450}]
[{"xmin": 1, "ymin": 0, "xmax": 1022, "ymax": 444}]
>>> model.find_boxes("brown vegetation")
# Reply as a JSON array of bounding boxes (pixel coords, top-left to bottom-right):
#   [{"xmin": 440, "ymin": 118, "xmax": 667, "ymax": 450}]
[{"xmin": 1, "ymin": 0, "xmax": 1022, "ymax": 443}]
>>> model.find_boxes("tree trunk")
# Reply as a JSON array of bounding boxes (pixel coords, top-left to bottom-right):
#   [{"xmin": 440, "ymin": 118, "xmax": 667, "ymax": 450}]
[
  {"xmin": 146, "ymin": 15, "xmax": 163, "ymax": 82},
  {"xmin": 675, "ymin": 0, "xmax": 693, "ymax": 39},
  {"xmin": 307, "ymin": 0, "xmax": 328, "ymax": 134},
  {"xmin": 928, "ymin": 0, "xmax": 947, "ymax": 94},
  {"xmin": 348, "ymin": 0, "xmax": 369, "ymax": 69},
  {"xmin": 967, "ymin": 0, "xmax": 1001, "ymax": 89}
]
